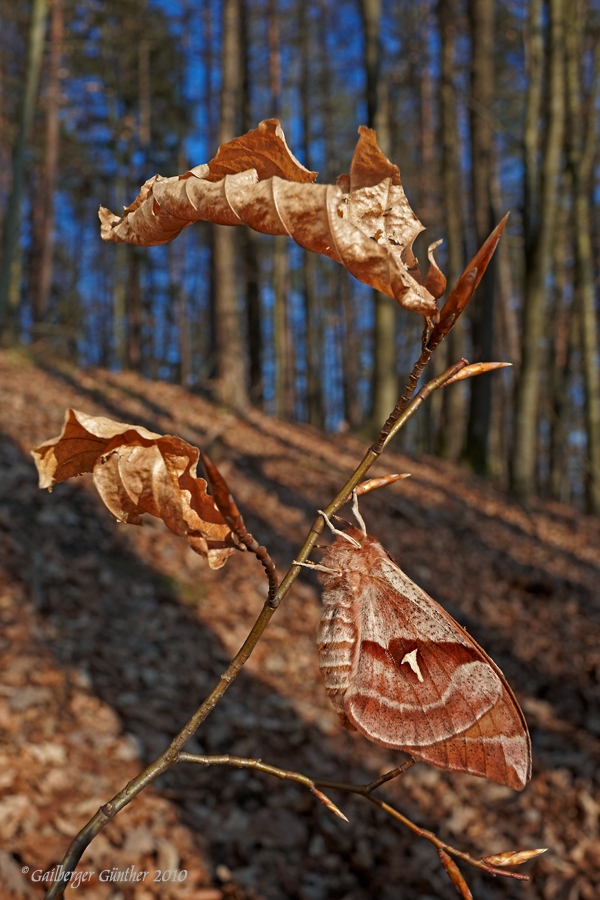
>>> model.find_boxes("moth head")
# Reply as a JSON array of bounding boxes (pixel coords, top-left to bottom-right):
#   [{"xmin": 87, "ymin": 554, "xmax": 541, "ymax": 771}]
[{"xmin": 318, "ymin": 526, "xmax": 382, "ymax": 587}]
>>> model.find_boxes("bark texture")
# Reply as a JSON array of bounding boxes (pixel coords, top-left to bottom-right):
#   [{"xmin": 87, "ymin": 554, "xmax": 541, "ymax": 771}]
[
  {"xmin": 465, "ymin": 0, "xmax": 496, "ymax": 474},
  {"xmin": 565, "ymin": 9, "xmax": 600, "ymax": 514},
  {"xmin": 512, "ymin": 0, "xmax": 565, "ymax": 501},
  {"xmin": 213, "ymin": 0, "xmax": 248, "ymax": 409},
  {"xmin": 360, "ymin": 0, "xmax": 398, "ymax": 432},
  {"xmin": 438, "ymin": 0, "xmax": 466, "ymax": 461},
  {"xmin": 0, "ymin": 0, "xmax": 48, "ymax": 333}
]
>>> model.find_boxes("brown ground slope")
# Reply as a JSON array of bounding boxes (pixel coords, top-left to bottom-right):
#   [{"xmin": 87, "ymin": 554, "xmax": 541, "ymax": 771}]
[{"xmin": 0, "ymin": 349, "xmax": 599, "ymax": 900}]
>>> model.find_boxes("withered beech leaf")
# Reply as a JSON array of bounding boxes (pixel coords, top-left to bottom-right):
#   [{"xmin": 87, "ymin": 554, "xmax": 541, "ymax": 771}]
[
  {"xmin": 31, "ymin": 409, "xmax": 237, "ymax": 570},
  {"xmin": 99, "ymin": 119, "xmax": 438, "ymax": 317}
]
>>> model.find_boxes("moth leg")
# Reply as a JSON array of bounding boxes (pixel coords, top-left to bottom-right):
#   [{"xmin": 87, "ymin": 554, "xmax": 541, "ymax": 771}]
[
  {"xmin": 350, "ymin": 488, "xmax": 367, "ymax": 536},
  {"xmin": 317, "ymin": 510, "xmax": 361, "ymax": 548},
  {"xmin": 294, "ymin": 559, "xmax": 342, "ymax": 576}
]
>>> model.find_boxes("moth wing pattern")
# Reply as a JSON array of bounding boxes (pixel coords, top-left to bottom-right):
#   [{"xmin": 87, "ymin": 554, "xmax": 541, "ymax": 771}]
[{"xmin": 317, "ymin": 527, "xmax": 532, "ymax": 791}]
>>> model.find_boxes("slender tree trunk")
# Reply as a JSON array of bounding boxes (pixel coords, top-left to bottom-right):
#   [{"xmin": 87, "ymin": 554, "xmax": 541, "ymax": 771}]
[
  {"xmin": 240, "ymin": 0, "xmax": 263, "ymax": 406},
  {"xmin": 438, "ymin": 0, "xmax": 467, "ymax": 460},
  {"xmin": 213, "ymin": 0, "xmax": 248, "ymax": 408},
  {"xmin": 340, "ymin": 268, "xmax": 361, "ymax": 430},
  {"xmin": 138, "ymin": 37, "xmax": 151, "ymax": 148},
  {"xmin": 300, "ymin": 1, "xmax": 324, "ymax": 428},
  {"xmin": 489, "ymin": 167, "xmax": 518, "ymax": 484},
  {"xmin": 512, "ymin": 0, "xmax": 565, "ymax": 501},
  {"xmin": 31, "ymin": 0, "xmax": 62, "ymax": 326},
  {"xmin": 0, "ymin": 0, "xmax": 48, "ymax": 335},
  {"xmin": 126, "ymin": 249, "xmax": 142, "ymax": 372},
  {"xmin": 565, "ymin": 9, "xmax": 600, "ymax": 514},
  {"xmin": 548, "ymin": 192, "xmax": 572, "ymax": 502},
  {"xmin": 113, "ymin": 243, "xmax": 127, "ymax": 370},
  {"xmin": 268, "ymin": 0, "xmax": 294, "ymax": 418},
  {"xmin": 273, "ymin": 236, "xmax": 287, "ymax": 417},
  {"xmin": 465, "ymin": 0, "xmax": 496, "ymax": 474},
  {"xmin": 360, "ymin": 0, "xmax": 397, "ymax": 432}
]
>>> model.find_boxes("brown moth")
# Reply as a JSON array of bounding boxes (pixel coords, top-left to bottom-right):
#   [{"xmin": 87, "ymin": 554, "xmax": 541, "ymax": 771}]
[{"xmin": 315, "ymin": 510, "xmax": 532, "ymax": 791}]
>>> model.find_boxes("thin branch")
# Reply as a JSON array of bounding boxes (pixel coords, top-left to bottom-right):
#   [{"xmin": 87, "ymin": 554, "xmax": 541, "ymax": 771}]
[
  {"xmin": 43, "ymin": 355, "xmax": 503, "ymax": 898},
  {"xmin": 371, "ymin": 321, "xmax": 433, "ymax": 455},
  {"xmin": 176, "ymin": 753, "xmax": 530, "ymax": 883},
  {"xmin": 200, "ymin": 451, "xmax": 279, "ymax": 603}
]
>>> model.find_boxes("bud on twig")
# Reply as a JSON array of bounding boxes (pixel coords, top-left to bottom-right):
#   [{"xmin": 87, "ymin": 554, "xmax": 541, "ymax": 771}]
[
  {"xmin": 480, "ymin": 848, "xmax": 547, "ymax": 867},
  {"xmin": 310, "ymin": 787, "xmax": 349, "ymax": 822},
  {"xmin": 356, "ymin": 474, "xmax": 411, "ymax": 496},
  {"xmin": 438, "ymin": 850, "xmax": 474, "ymax": 899}
]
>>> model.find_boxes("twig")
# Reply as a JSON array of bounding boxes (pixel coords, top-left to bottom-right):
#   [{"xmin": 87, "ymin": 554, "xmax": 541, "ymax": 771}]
[
  {"xmin": 371, "ymin": 321, "xmax": 433, "ymax": 455},
  {"xmin": 42, "ymin": 355, "xmax": 502, "ymax": 898},
  {"xmin": 200, "ymin": 451, "xmax": 279, "ymax": 604},
  {"xmin": 176, "ymin": 753, "xmax": 530, "ymax": 883}
]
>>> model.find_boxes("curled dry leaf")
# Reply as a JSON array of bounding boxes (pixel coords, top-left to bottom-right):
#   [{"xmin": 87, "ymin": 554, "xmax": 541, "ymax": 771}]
[
  {"xmin": 480, "ymin": 848, "xmax": 548, "ymax": 867},
  {"xmin": 99, "ymin": 119, "xmax": 438, "ymax": 317},
  {"xmin": 31, "ymin": 409, "xmax": 237, "ymax": 569}
]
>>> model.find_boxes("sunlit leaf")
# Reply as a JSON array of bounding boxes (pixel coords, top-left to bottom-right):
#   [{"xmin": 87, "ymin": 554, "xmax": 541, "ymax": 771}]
[{"xmin": 32, "ymin": 409, "xmax": 236, "ymax": 569}]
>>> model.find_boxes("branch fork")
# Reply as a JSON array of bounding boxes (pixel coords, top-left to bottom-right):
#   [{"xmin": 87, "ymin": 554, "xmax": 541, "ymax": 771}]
[{"xmin": 36, "ymin": 217, "xmax": 540, "ymax": 900}]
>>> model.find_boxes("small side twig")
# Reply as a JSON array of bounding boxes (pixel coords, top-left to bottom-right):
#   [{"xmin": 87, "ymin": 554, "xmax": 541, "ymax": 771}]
[
  {"xmin": 200, "ymin": 451, "xmax": 279, "ymax": 605},
  {"xmin": 371, "ymin": 320, "xmax": 433, "ymax": 455},
  {"xmin": 176, "ymin": 752, "xmax": 536, "ymax": 884}
]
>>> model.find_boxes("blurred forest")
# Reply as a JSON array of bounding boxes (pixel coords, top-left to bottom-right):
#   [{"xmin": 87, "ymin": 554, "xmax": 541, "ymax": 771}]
[{"xmin": 0, "ymin": 0, "xmax": 599, "ymax": 514}]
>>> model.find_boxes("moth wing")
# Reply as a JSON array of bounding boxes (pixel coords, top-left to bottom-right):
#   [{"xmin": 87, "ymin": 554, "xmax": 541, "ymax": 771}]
[{"xmin": 343, "ymin": 557, "xmax": 531, "ymax": 790}]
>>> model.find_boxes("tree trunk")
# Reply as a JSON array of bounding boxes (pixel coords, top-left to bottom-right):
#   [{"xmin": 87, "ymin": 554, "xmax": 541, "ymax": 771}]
[
  {"xmin": 437, "ymin": 0, "xmax": 467, "ymax": 460},
  {"xmin": 340, "ymin": 268, "xmax": 361, "ymax": 430},
  {"xmin": 548, "ymin": 191, "xmax": 572, "ymax": 503},
  {"xmin": 300, "ymin": 1, "xmax": 324, "ymax": 428},
  {"xmin": 273, "ymin": 236, "xmax": 287, "ymax": 417},
  {"xmin": 0, "ymin": 0, "xmax": 48, "ymax": 335},
  {"xmin": 113, "ymin": 241, "xmax": 127, "ymax": 370},
  {"xmin": 465, "ymin": 0, "xmax": 496, "ymax": 474},
  {"xmin": 31, "ymin": 0, "xmax": 62, "ymax": 326},
  {"xmin": 565, "ymin": 9, "xmax": 600, "ymax": 514},
  {"xmin": 360, "ymin": 0, "xmax": 398, "ymax": 432},
  {"xmin": 213, "ymin": 0, "xmax": 248, "ymax": 408},
  {"xmin": 240, "ymin": 0, "xmax": 263, "ymax": 406},
  {"xmin": 512, "ymin": 0, "xmax": 565, "ymax": 501},
  {"xmin": 126, "ymin": 249, "xmax": 142, "ymax": 372},
  {"xmin": 268, "ymin": 0, "xmax": 294, "ymax": 419}
]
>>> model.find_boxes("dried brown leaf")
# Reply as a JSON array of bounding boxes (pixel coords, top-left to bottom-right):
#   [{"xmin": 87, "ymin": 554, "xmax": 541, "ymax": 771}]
[
  {"xmin": 428, "ymin": 214, "xmax": 509, "ymax": 349},
  {"xmin": 31, "ymin": 409, "xmax": 236, "ymax": 569},
  {"xmin": 423, "ymin": 240, "xmax": 447, "ymax": 300},
  {"xmin": 99, "ymin": 120, "xmax": 438, "ymax": 317},
  {"xmin": 480, "ymin": 848, "xmax": 548, "ymax": 867}
]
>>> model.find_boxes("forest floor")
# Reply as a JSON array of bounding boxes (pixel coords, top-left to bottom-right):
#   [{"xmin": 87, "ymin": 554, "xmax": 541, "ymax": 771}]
[{"xmin": 0, "ymin": 348, "xmax": 599, "ymax": 900}]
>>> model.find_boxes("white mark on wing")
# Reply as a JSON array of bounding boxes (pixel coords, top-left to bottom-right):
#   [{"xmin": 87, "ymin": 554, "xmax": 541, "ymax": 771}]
[{"xmin": 401, "ymin": 648, "xmax": 424, "ymax": 682}]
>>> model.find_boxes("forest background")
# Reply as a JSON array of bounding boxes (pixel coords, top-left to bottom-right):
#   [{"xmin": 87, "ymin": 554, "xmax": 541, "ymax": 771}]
[{"xmin": 0, "ymin": 0, "xmax": 599, "ymax": 515}]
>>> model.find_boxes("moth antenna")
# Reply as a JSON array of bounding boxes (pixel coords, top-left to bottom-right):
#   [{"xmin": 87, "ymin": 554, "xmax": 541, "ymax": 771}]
[
  {"xmin": 351, "ymin": 488, "xmax": 367, "ymax": 536},
  {"xmin": 294, "ymin": 559, "xmax": 342, "ymax": 576},
  {"xmin": 317, "ymin": 510, "xmax": 361, "ymax": 548}
]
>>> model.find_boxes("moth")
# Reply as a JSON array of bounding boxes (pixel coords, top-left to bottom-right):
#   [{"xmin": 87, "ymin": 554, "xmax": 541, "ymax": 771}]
[{"xmin": 314, "ymin": 504, "xmax": 532, "ymax": 791}]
